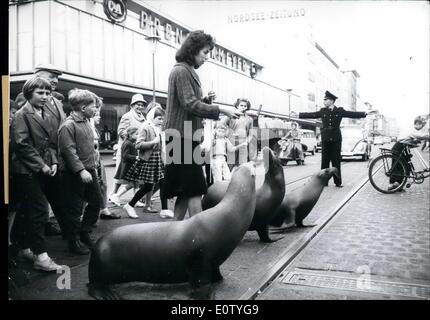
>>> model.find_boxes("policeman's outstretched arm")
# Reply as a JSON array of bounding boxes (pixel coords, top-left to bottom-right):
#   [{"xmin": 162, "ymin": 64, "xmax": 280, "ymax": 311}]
[{"xmin": 299, "ymin": 110, "xmax": 322, "ymax": 119}]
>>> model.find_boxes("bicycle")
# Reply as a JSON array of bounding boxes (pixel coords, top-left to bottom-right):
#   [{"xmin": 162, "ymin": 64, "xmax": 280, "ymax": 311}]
[{"xmin": 368, "ymin": 142, "xmax": 430, "ymax": 194}]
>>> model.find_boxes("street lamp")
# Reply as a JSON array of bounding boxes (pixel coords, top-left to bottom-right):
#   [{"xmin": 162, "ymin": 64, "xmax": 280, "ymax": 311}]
[
  {"xmin": 286, "ymin": 89, "xmax": 293, "ymax": 121},
  {"xmin": 145, "ymin": 21, "xmax": 161, "ymax": 103}
]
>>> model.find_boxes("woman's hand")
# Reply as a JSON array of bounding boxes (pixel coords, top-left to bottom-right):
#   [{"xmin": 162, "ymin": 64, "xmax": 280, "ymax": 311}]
[{"xmin": 219, "ymin": 105, "xmax": 242, "ymax": 119}]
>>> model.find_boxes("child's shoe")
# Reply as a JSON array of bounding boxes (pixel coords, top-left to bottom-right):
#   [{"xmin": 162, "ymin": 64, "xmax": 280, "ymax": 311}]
[
  {"xmin": 108, "ymin": 193, "xmax": 121, "ymax": 206},
  {"xmin": 33, "ymin": 254, "xmax": 62, "ymax": 272},
  {"xmin": 160, "ymin": 209, "xmax": 174, "ymax": 219},
  {"xmin": 135, "ymin": 201, "xmax": 145, "ymax": 207},
  {"xmin": 387, "ymin": 181, "xmax": 400, "ymax": 191},
  {"xmin": 124, "ymin": 203, "xmax": 139, "ymax": 219}
]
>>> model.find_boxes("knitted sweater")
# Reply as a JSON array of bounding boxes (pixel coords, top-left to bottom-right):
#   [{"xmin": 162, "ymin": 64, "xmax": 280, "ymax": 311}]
[{"xmin": 163, "ymin": 62, "xmax": 220, "ymax": 141}]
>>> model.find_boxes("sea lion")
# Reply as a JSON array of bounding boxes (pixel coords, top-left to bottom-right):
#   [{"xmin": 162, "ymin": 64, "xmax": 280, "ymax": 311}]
[
  {"xmin": 270, "ymin": 167, "xmax": 339, "ymax": 230},
  {"xmin": 202, "ymin": 147, "xmax": 285, "ymax": 242},
  {"xmin": 87, "ymin": 163, "xmax": 257, "ymax": 300}
]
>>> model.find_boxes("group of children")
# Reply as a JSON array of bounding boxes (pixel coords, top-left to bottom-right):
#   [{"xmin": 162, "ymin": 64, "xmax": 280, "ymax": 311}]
[{"xmin": 9, "ymin": 77, "xmax": 114, "ymax": 270}]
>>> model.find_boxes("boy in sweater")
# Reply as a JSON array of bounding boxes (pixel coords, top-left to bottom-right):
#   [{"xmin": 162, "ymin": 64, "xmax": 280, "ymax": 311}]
[{"xmin": 58, "ymin": 89, "xmax": 102, "ymax": 255}]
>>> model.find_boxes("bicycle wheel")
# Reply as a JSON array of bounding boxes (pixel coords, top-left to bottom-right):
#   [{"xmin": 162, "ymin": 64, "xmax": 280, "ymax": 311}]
[{"xmin": 368, "ymin": 154, "xmax": 407, "ymax": 194}]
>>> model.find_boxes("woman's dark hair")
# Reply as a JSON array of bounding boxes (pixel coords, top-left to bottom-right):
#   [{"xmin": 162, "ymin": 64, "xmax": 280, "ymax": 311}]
[
  {"xmin": 22, "ymin": 76, "xmax": 52, "ymax": 100},
  {"xmin": 233, "ymin": 98, "xmax": 251, "ymax": 110},
  {"xmin": 175, "ymin": 30, "xmax": 215, "ymax": 66}
]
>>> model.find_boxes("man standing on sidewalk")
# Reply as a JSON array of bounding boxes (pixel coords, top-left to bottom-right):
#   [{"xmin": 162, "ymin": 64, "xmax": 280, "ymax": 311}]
[{"xmin": 299, "ymin": 91, "xmax": 371, "ymax": 187}]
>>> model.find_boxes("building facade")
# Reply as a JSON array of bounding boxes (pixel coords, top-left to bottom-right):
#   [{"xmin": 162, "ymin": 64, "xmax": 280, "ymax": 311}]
[{"xmin": 9, "ymin": 0, "xmax": 364, "ymax": 147}]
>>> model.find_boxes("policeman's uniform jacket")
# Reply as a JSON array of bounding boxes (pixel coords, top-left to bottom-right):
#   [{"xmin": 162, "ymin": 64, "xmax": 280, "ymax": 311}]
[{"xmin": 299, "ymin": 106, "xmax": 366, "ymax": 142}]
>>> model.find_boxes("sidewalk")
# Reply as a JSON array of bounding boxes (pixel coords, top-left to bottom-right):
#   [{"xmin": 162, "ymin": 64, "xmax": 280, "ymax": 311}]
[{"xmin": 258, "ymin": 151, "xmax": 430, "ymax": 300}]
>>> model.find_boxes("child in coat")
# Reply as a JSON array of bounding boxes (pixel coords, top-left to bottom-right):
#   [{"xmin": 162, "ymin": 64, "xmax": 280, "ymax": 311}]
[
  {"xmin": 123, "ymin": 108, "xmax": 172, "ymax": 218},
  {"xmin": 111, "ymin": 127, "xmax": 139, "ymax": 202},
  {"xmin": 211, "ymin": 122, "xmax": 247, "ymax": 182}
]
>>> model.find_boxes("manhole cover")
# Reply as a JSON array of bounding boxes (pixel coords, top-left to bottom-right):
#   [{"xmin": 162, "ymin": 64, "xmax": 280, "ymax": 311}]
[{"xmin": 282, "ymin": 271, "xmax": 430, "ymax": 299}]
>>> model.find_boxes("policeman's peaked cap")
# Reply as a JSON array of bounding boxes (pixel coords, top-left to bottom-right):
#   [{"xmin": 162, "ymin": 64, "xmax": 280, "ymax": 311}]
[{"xmin": 324, "ymin": 91, "xmax": 338, "ymax": 101}]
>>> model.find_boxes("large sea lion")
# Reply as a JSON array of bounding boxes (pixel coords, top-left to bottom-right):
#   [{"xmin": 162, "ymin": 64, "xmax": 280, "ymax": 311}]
[
  {"xmin": 87, "ymin": 164, "xmax": 257, "ymax": 300},
  {"xmin": 270, "ymin": 167, "xmax": 339, "ymax": 229},
  {"xmin": 202, "ymin": 147, "xmax": 285, "ymax": 242}
]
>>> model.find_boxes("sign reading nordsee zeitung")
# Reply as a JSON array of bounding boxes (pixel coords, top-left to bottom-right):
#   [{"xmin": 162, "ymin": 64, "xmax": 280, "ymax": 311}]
[{"xmin": 228, "ymin": 7, "xmax": 306, "ymax": 23}]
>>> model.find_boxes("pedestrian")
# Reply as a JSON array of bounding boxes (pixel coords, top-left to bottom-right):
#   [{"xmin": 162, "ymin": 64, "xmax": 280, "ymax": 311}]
[
  {"xmin": 15, "ymin": 64, "xmax": 68, "ymax": 238},
  {"xmin": 11, "ymin": 76, "xmax": 62, "ymax": 271},
  {"xmin": 278, "ymin": 121, "xmax": 305, "ymax": 165},
  {"xmin": 211, "ymin": 122, "xmax": 247, "ymax": 182},
  {"xmin": 123, "ymin": 107, "xmax": 170, "ymax": 218},
  {"xmin": 388, "ymin": 116, "xmax": 430, "ymax": 191},
  {"xmin": 163, "ymin": 30, "xmax": 241, "ymax": 221},
  {"xmin": 109, "ymin": 93, "xmax": 147, "ymax": 206},
  {"xmin": 225, "ymin": 98, "xmax": 254, "ymax": 169},
  {"xmin": 145, "ymin": 103, "xmax": 175, "ymax": 219},
  {"xmin": 58, "ymin": 88, "xmax": 103, "ymax": 255},
  {"xmin": 90, "ymin": 94, "xmax": 121, "ymax": 220},
  {"xmin": 111, "ymin": 126, "xmax": 140, "ymax": 205},
  {"xmin": 299, "ymin": 91, "xmax": 371, "ymax": 187}
]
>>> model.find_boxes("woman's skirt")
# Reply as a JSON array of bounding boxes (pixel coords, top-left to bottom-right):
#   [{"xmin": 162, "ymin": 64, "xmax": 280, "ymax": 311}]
[{"xmin": 163, "ymin": 138, "xmax": 207, "ymax": 199}]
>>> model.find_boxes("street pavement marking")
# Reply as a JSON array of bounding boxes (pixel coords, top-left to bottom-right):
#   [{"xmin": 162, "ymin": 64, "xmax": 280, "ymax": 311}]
[{"xmin": 281, "ymin": 270, "xmax": 429, "ymax": 299}]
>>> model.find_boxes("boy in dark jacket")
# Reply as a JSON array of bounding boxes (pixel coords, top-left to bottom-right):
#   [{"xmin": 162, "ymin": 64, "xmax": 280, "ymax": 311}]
[{"xmin": 58, "ymin": 89, "xmax": 102, "ymax": 255}]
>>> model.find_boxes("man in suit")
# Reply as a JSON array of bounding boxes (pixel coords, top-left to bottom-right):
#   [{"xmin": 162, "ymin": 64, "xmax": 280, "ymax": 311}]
[
  {"xmin": 299, "ymin": 91, "xmax": 370, "ymax": 187},
  {"xmin": 15, "ymin": 64, "xmax": 68, "ymax": 237}
]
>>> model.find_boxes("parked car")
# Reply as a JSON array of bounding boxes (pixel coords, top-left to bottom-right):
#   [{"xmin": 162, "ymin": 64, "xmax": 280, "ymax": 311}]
[
  {"xmin": 373, "ymin": 136, "xmax": 384, "ymax": 145},
  {"xmin": 341, "ymin": 126, "xmax": 371, "ymax": 161},
  {"xmin": 300, "ymin": 129, "xmax": 318, "ymax": 155}
]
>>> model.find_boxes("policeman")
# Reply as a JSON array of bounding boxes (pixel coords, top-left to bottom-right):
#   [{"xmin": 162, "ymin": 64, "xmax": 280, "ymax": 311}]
[{"xmin": 299, "ymin": 91, "xmax": 370, "ymax": 187}]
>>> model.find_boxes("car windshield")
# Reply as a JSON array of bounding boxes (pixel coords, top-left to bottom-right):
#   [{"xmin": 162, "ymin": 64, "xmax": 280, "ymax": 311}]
[{"xmin": 342, "ymin": 128, "xmax": 363, "ymax": 139}]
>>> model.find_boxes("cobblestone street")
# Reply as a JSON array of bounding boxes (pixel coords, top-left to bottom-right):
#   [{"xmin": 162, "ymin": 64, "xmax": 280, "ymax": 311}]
[
  {"xmin": 9, "ymin": 148, "xmax": 429, "ymax": 300},
  {"xmin": 258, "ymin": 149, "xmax": 430, "ymax": 300}
]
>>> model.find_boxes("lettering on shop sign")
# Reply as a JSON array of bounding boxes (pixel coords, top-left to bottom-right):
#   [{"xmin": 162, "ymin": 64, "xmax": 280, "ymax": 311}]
[
  {"xmin": 140, "ymin": 10, "xmax": 185, "ymax": 46},
  {"xmin": 103, "ymin": 0, "xmax": 127, "ymax": 23},
  {"xmin": 228, "ymin": 8, "xmax": 306, "ymax": 23},
  {"xmin": 138, "ymin": 8, "xmax": 259, "ymax": 76}
]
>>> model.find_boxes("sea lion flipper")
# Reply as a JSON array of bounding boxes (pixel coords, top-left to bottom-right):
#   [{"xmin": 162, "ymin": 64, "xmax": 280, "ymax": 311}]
[
  {"xmin": 296, "ymin": 222, "xmax": 317, "ymax": 228},
  {"xmin": 87, "ymin": 283, "xmax": 121, "ymax": 300},
  {"xmin": 211, "ymin": 267, "xmax": 223, "ymax": 283},
  {"xmin": 257, "ymin": 227, "xmax": 284, "ymax": 243}
]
